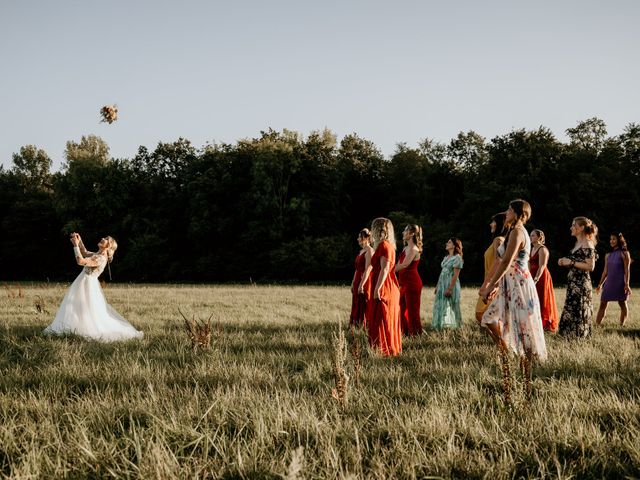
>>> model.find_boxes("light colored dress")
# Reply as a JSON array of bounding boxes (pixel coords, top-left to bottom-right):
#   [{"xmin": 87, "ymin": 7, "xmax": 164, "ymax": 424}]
[
  {"xmin": 44, "ymin": 252, "xmax": 143, "ymax": 342},
  {"xmin": 482, "ymin": 226, "xmax": 547, "ymax": 361},
  {"xmin": 432, "ymin": 254, "xmax": 463, "ymax": 329}
]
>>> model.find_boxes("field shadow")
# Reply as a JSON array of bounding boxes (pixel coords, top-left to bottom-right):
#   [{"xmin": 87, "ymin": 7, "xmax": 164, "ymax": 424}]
[{"xmin": 617, "ymin": 328, "xmax": 640, "ymax": 339}]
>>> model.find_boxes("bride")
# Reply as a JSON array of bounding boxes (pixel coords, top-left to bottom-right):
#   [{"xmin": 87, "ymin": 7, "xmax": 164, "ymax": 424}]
[{"xmin": 44, "ymin": 233, "xmax": 143, "ymax": 341}]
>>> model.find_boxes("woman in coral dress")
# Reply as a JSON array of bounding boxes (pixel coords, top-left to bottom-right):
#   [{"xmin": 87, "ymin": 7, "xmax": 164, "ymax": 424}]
[
  {"xmin": 367, "ymin": 218, "xmax": 402, "ymax": 356},
  {"xmin": 395, "ymin": 224, "xmax": 423, "ymax": 335},
  {"xmin": 350, "ymin": 228, "xmax": 374, "ymax": 327},
  {"xmin": 529, "ymin": 229, "xmax": 559, "ymax": 332}
]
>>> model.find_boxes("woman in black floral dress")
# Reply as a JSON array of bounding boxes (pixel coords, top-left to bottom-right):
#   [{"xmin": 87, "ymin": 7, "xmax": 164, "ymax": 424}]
[{"xmin": 557, "ymin": 217, "xmax": 599, "ymax": 337}]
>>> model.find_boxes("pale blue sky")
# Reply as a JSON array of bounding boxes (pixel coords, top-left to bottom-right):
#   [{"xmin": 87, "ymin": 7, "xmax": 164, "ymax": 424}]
[{"xmin": 1, "ymin": 0, "xmax": 638, "ymax": 170}]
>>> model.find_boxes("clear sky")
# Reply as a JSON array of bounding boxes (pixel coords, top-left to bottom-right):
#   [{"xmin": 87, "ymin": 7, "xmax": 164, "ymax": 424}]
[{"xmin": 1, "ymin": 0, "xmax": 638, "ymax": 170}]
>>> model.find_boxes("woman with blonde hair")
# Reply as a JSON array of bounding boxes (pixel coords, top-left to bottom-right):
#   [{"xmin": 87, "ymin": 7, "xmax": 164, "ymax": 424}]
[
  {"xmin": 557, "ymin": 217, "xmax": 599, "ymax": 338},
  {"xmin": 367, "ymin": 218, "xmax": 402, "ymax": 356},
  {"xmin": 529, "ymin": 229, "xmax": 559, "ymax": 332},
  {"xmin": 44, "ymin": 233, "xmax": 143, "ymax": 341},
  {"xmin": 350, "ymin": 228, "xmax": 374, "ymax": 327},
  {"xmin": 395, "ymin": 224, "xmax": 423, "ymax": 335}
]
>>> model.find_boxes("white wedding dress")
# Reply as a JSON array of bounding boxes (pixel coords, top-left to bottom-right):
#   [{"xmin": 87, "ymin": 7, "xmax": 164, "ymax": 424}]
[{"xmin": 44, "ymin": 252, "xmax": 143, "ymax": 342}]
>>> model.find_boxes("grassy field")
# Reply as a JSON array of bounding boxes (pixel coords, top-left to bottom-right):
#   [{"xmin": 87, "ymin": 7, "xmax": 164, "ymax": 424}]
[{"xmin": 0, "ymin": 283, "xmax": 639, "ymax": 479}]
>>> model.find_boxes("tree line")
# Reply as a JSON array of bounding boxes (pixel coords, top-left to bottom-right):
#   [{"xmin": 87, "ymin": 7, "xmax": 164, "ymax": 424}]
[{"xmin": 1, "ymin": 117, "xmax": 639, "ymax": 285}]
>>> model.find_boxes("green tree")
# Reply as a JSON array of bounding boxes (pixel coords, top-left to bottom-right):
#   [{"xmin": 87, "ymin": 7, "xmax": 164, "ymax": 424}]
[{"xmin": 11, "ymin": 145, "xmax": 52, "ymax": 191}]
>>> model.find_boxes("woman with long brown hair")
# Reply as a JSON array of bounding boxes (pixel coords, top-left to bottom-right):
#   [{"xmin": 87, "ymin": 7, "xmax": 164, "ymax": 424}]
[
  {"xmin": 529, "ymin": 229, "xmax": 559, "ymax": 332},
  {"xmin": 432, "ymin": 237, "xmax": 463, "ymax": 330},
  {"xmin": 350, "ymin": 228, "xmax": 374, "ymax": 327},
  {"xmin": 480, "ymin": 199, "xmax": 547, "ymax": 398},
  {"xmin": 557, "ymin": 217, "xmax": 598, "ymax": 338},
  {"xmin": 395, "ymin": 224, "xmax": 423, "ymax": 335},
  {"xmin": 595, "ymin": 232, "xmax": 631, "ymax": 326}
]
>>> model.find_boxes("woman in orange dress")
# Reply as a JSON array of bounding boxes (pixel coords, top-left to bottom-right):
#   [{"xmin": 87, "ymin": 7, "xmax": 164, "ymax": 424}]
[
  {"xmin": 395, "ymin": 224, "xmax": 423, "ymax": 335},
  {"xmin": 350, "ymin": 228, "xmax": 374, "ymax": 327},
  {"xmin": 367, "ymin": 217, "xmax": 402, "ymax": 356},
  {"xmin": 529, "ymin": 229, "xmax": 559, "ymax": 332}
]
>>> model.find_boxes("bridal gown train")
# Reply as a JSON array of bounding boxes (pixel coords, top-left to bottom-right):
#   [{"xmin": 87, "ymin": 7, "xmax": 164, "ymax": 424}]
[{"xmin": 44, "ymin": 253, "xmax": 143, "ymax": 341}]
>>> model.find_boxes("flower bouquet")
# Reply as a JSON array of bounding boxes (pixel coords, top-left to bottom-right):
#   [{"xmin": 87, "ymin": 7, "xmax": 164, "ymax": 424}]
[{"xmin": 100, "ymin": 105, "xmax": 118, "ymax": 124}]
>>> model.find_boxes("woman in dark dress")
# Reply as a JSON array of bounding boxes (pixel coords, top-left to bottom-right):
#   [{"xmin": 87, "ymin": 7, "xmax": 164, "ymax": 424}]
[
  {"xmin": 557, "ymin": 217, "xmax": 598, "ymax": 338},
  {"xmin": 595, "ymin": 232, "xmax": 632, "ymax": 326},
  {"xmin": 350, "ymin": 228, "xmax": 374, "ymax": 327}
]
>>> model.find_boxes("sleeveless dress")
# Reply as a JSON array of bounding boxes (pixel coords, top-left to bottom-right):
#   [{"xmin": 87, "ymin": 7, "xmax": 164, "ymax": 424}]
[
  {"xmin": 601, "ymin": 249, "xmax": 628, "ymax": 302},
  {"xmin": 559, "ymin": 246, "xmax": 598, "ymax": 338},
  {"xmin": 476, "ymin": 242, "xmax": 497, "ymax": 315},
  {"xmin": 529, "ymin": 247, "xmax": 559, "ymax": 332},
  {"xmin": 367, "ymin": 241, "xmax": 402, "ymax": 356},
  {"xmin": 432, "ymin": 254, "xmax": 463, "ymax": 330},
  {"xmin": 482, "ymin": 227, "xmax": 547, "ymax": 360},
  {"xmin": 397, "ymin": 249, "xmax": 423, "ymax": 336},
  {"xmin": 350, "ymin": 251, "xmax": 369, "ymax": 327},
  {"xmin": 44, "ymin": 253, "xmax": 144, "ymax": 342}
]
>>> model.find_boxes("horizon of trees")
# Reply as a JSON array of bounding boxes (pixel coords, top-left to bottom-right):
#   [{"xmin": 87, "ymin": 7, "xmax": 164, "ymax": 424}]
[{"xmin": 1, "ymin": 117, "xmax": 639, "ymax": 285}]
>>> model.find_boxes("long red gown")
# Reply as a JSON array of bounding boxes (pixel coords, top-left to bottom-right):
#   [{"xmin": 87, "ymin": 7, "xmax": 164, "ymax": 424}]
[
  {"xmin": 397, "ymin": 250, "xmax": 423, "ymax": 335},
  {"xmin": 350, "ymin": 251, "xmax": 370, "ymax": 327},
  {"xmin": 529, "ymin": 248, "xmax": 559, "ymax": 332},
  {"xmin": 367, "ymin": 241, "xmax": 402, "ymax": 356}
]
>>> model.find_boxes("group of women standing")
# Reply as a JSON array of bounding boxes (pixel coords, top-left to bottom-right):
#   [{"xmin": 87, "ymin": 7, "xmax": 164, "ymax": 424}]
[{"xmin": 350, "ymin": 202, "xmax": 632, "ymax": 361}]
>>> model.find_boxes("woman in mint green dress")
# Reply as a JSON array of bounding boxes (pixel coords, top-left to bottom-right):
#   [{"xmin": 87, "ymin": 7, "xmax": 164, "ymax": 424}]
[{"xmin": 432, "ymin": 237, "xmax": 463, "ymax": 329}]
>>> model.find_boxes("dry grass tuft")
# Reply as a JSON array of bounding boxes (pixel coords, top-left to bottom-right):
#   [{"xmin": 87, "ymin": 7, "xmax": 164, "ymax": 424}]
[
  {"xmin": 34, "ymin": 295, "xmax": 49, "ymax": 314},
  {"xmin": 179, "ymin": 308, "xmax": 213, "ymax": 351},
  {"xmin": 4, "ymin": 284, "xmax": 23, "ymax": 299},
  {"xmin": 498, "ymin": 344, "xmax": 513, "ymax": 407},
  {"xmin": 349, "ymin": 326, "xmax": 363, "ymax": 387},
  {"xmin": 331, "ymin": 321, "xmax": 350, "ymax": 410},
  {"xmin": 285, "ymin": 446, "xmax": 305, "ymax": 480}
]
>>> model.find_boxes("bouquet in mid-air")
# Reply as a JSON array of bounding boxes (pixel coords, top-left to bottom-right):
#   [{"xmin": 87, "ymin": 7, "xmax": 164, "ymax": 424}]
[{"xmin": 100, "ymin": 105, "xmax": 118, "ymax": 124}]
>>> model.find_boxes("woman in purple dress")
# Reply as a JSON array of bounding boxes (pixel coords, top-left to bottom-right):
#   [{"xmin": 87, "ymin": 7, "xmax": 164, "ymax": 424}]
[{"xmin": 595, "ymin": 232, "xmax": 632, "ymax": 326}]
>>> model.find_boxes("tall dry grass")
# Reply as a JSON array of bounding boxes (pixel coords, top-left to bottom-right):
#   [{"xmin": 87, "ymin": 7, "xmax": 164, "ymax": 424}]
[{"xmin": 0, "ymin": 284, "xmax": 638, "ymax": 479}]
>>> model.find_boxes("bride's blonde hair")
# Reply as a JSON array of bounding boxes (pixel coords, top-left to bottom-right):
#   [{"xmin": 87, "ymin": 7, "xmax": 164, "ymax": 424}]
[{"xmin": 105, "ymin": 236, "xmax": 118, "ymax": 263}]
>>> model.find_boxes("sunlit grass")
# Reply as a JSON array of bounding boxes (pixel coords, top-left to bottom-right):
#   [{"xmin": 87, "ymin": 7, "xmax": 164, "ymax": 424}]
[{"xmin": 0, "ymin": 284, "xmax": 638, "ymax": 479}]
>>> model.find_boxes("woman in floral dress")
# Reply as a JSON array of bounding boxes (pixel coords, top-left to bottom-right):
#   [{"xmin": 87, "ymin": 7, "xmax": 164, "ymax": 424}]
[
  {"xmin": 479, "ymin": 199, "xmax": 547, "ymax": 400},
  {"xmin": 558, "ymin": 217, "xmax": 599, "ymax": 338},
  {"xmin": 432, "ymin": 238, "xmax": 463, "ymax": 330}
]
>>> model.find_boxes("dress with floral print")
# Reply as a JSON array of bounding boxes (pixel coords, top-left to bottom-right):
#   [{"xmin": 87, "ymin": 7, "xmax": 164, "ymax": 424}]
[
  {"xmin": 482, "ymin": 226, "xmax": 547, "ymax": 361},
  {"xmin": 558, "ymin": 247, "xmax": 597, "ymax": 338}
]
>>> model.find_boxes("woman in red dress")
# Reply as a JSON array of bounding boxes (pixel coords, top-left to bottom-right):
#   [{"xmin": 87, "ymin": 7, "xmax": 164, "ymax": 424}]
[
  {"xmin": 395, "ymin": 224, "xmax": 423, "ymax": 335},
  {"xmin": 367, "ymin": 217, "xmax": 402, "ymax": 356},
  {"xmin": 529, "ymin": 229, "xmax": 559, "ymax": 332},
  {"xmin": 350, "ymin": 228, "xmax": 374, "ymax": 327}
]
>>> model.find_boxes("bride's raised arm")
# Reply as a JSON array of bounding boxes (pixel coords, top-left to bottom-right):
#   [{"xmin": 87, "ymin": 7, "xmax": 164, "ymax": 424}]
[
  {"xmin": 71, "ymin": 235, "xmax": 103, "ymax": 267},
  {"xmin": 76, "ymin": 234, "xmax": 95, "ymax": 258}
]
